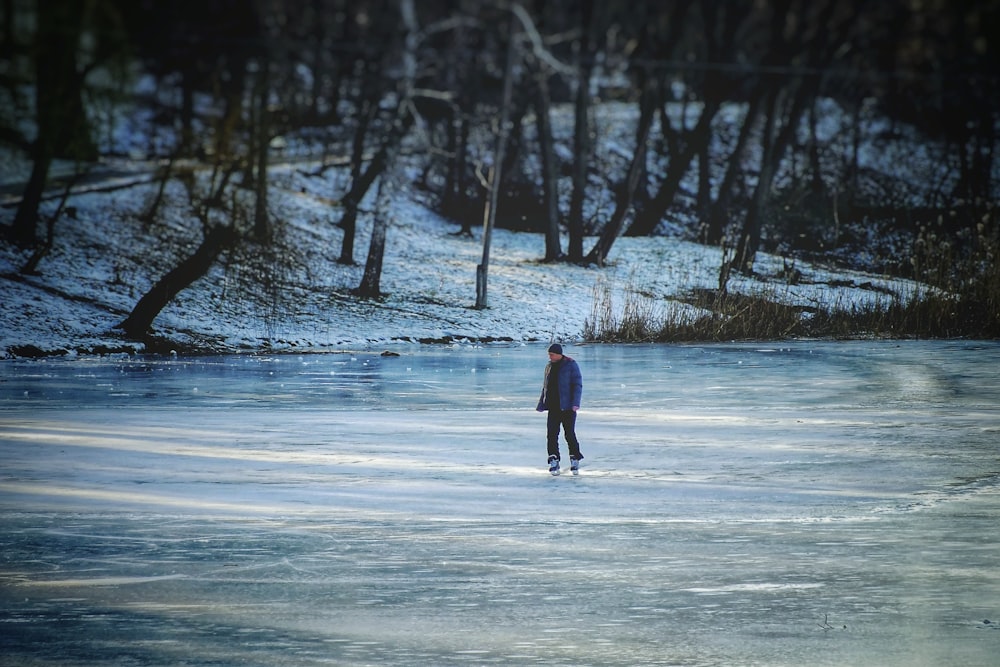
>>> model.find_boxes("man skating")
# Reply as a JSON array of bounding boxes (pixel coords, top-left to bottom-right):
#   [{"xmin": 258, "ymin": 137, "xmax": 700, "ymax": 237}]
[{"xmin": 536, "ymin": 343, "xmax": 584, "ymax": 475}]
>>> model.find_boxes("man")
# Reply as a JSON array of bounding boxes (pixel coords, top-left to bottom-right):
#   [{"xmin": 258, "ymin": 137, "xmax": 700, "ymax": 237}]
[{"xmin": 536, "ymin": 343, "xmax": 584, "ymax": 475}]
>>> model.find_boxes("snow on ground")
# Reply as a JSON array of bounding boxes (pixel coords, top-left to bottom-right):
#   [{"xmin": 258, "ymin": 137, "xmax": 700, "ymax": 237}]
[
  {"xmin": 2, "ymin": 92, "xmax": 948, "ymax": 359},
  {"xmin": 0, "ymin": 163, "xmax": 923, "ymax": 358}
]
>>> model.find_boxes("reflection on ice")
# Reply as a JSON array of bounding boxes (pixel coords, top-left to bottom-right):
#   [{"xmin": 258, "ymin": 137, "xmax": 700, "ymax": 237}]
[{"xmin": 1, "ymin": 341, "xmax": 999, "ymax": 665}]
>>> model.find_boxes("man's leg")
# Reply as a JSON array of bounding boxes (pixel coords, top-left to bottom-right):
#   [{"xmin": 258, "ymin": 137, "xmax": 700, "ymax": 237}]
[
  {"xmin": 562, "ymin": 410, "xmax": 583, "ymax": 460},
  {"xmin": 546, "ymin": 410, "xmax": 563, "ymax": 460}
]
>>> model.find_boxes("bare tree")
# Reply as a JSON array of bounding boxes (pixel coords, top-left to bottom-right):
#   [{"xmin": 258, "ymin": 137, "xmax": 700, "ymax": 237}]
[
  {"xmin": 115, "ymin": 0, "xmax": 266, "ymax": 340},
  {"xmin": 252, "ymin": 51, "xmax": 272, "ymax": 242},
  {"xmin": 337, "ymin": 56, "xmax": 383, "ymax": 266},
  {"xmin": 532, "ymin": 60, "xmax": 563, "ymax": 261},
  {"xmin": 565, "ymin": 0, "xmax": 596, "ymax": 262},
  {"xmin": 117, "ymin": 167, "xmax": 241, "ymax": 340},
  {"xmin": 355, "ymin": 0, "xmax": 419, "ymax": 299},
  {"xmin": 8, "ymin": 2, "xmax": 99, "ymax": 246},
  {"xmin": 351, "ymin": 107, "xmax": 416, "ymax": 296},
  {"xmin": 19, "ymin": 173, "xmax": 82, "ymax": 275},
  {"xmin": 511, "ymin": 1, "xmax": 576, "ymax": 262},
  {"xmin": 624, "ymin": 0, "xmax": 729, "ymax": 238},
  {"xmin": 584, "ymin": 73, "xmax": 657, "ymax": 267},
  {"xmin": 703, "ymin": 94, "xmax": 763, "ymax": 245},
  {"xmin": 730, "ymin": 0, "xmax": 844, "ymax": 274},
  {"xmin": 474, "ymin": 12, "xmax": 519, "ymax": 309}
]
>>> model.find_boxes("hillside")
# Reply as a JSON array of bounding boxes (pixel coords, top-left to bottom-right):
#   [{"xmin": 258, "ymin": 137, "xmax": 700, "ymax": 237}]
[{"xmin": 1, "ymin": 154, "xmax": 924, "ymax": 358}]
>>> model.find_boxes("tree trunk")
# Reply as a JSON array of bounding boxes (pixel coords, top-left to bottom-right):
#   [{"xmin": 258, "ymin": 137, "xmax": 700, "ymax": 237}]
[
  {"xmin": 731, "ymin": 0, "xmax": 837, "ymax": 272},
  {"xmin": 10, "ymin": 155, "xmax": 52, "ymax": 246},
  {"xmin": 141, "ymin": 155, "xmax": 177, "ymax": 226},
  {"xmin": 475, "ymin": 11, "xmax": 518, "ymax": 309},
  {"xmin": 733, "ymin": 80, "xmax": 816, "ymax": 273},
  {"xmin": 442, "ymin": 6, "xmax": 473, "ymax": 234},
  {"xmin": 339, "ymin": 104, "xmax": 412, "ymax": 268},
  {"xmin": 355, "ymin": 0, "xmax": 418, "ymax": 298},
  {"xmin": 179, "ymin": 71, "xmax": 195, "ymax": 156},
  {"xmin": 584, "ymin": 75, "xmax": 657, "ymax": 266},
  {"xmin": 453, "ymin": 114, "xmax": 473, "ymax": 234},
  {"xmin": 253, "ymin": 55, "xmax": 271, "ymax": 241},
  {"xmin": 215, "ymin": 52, "xmax": 248, "ymax": 163},
  {"xmin": 532, "ymin": 65, "xmax": 562, "ymax": 261},
  {"xmin": 696, "ymin": 136, "xmax": 711, "ymax": 220},
  {"xmin": 20, "ymin": 173, "xmax": 80, "ymax": 275},
  {"xmin": 566, "ymin": 0, "xmax": 595, "ymax": 261},
  {"xmin": 732, "ymin": 87, "xmax": 779, "ymax": 273},
  {"xmin": 9, "ymin": 1, "xmax": 91, "ymax": 246},
  {"xmin": 308, "ymin": 0, "xmax": 327, "ymax": 123},
  {"xmin": 353, "ymin": 108, "xmax": 415, "ymax": 298},
  {"xmin": 626, "ymin": 97, "xmax": 722, "ymax": 237},
  {"xmin": 704, "ymin": 94, "xmax": 763, "ymax": 245},
  {"xmin": 356, "ymin": 177, "xmax": 391, "ymax": 299},
  {"xmin": 338, "ymin": 58, "xmax": 381, "ymax": 265},
  {"xmin": 807, "ymin": 97, "xmax": 823, "ymax": 194},
  {"xmin": 117, "ymin": 224, "xmax": 237, "ymax": 339}
]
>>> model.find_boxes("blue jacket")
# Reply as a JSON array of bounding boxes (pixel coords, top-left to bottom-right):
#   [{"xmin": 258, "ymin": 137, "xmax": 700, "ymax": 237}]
[{"xmin": 536, "ymin": 356, "xmax": 583, "ymax": 411}]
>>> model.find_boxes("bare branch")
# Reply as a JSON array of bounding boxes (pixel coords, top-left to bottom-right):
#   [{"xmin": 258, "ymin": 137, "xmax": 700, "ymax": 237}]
[{"xmin": 509, "ymin": 2, "xmax": 575, "ymax": 76}]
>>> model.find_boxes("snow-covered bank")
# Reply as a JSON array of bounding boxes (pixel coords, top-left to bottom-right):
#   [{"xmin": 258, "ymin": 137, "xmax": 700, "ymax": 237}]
[{"xmin": 1, "ymin": 169, "xmax": 922, "ymax": 359}]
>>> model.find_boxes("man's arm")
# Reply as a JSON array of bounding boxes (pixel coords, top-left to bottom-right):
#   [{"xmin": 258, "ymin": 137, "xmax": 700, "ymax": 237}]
[{"xmin": 570, "ymin": 361, "xmax": 583, "ymax": 410}]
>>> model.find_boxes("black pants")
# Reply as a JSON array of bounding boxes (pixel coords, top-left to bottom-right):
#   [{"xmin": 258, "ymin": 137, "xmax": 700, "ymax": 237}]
[{"xmin": 547, "ymin": 409, "xmax": 583, "ymax": 461}]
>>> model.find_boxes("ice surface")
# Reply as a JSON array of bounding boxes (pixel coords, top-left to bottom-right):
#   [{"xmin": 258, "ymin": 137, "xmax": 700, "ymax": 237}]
[{"xmin": 2, "ymin": 341, "xmax": 999, "ymax": 666}]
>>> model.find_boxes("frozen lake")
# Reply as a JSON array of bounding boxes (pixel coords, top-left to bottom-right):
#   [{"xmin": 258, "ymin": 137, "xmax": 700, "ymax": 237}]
[{"xmin": 1, "ymin": 341, "xmax": 998, "ymax": 666}]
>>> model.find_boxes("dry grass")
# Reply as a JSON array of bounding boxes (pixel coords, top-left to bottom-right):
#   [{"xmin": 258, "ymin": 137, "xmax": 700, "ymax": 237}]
[
  {"xmin": 584, "ymin": 271, "xmax": 998, "ymax": 343},
  {"xmin": 585, "ymin": 201, "xmax": 999, "ymax": 343}
]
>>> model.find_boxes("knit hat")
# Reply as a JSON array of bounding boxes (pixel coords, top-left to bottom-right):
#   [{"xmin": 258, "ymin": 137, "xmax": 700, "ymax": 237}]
[{"xmin": 548, "ymin": 343, "xmax": 563, "ymax": 355}]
